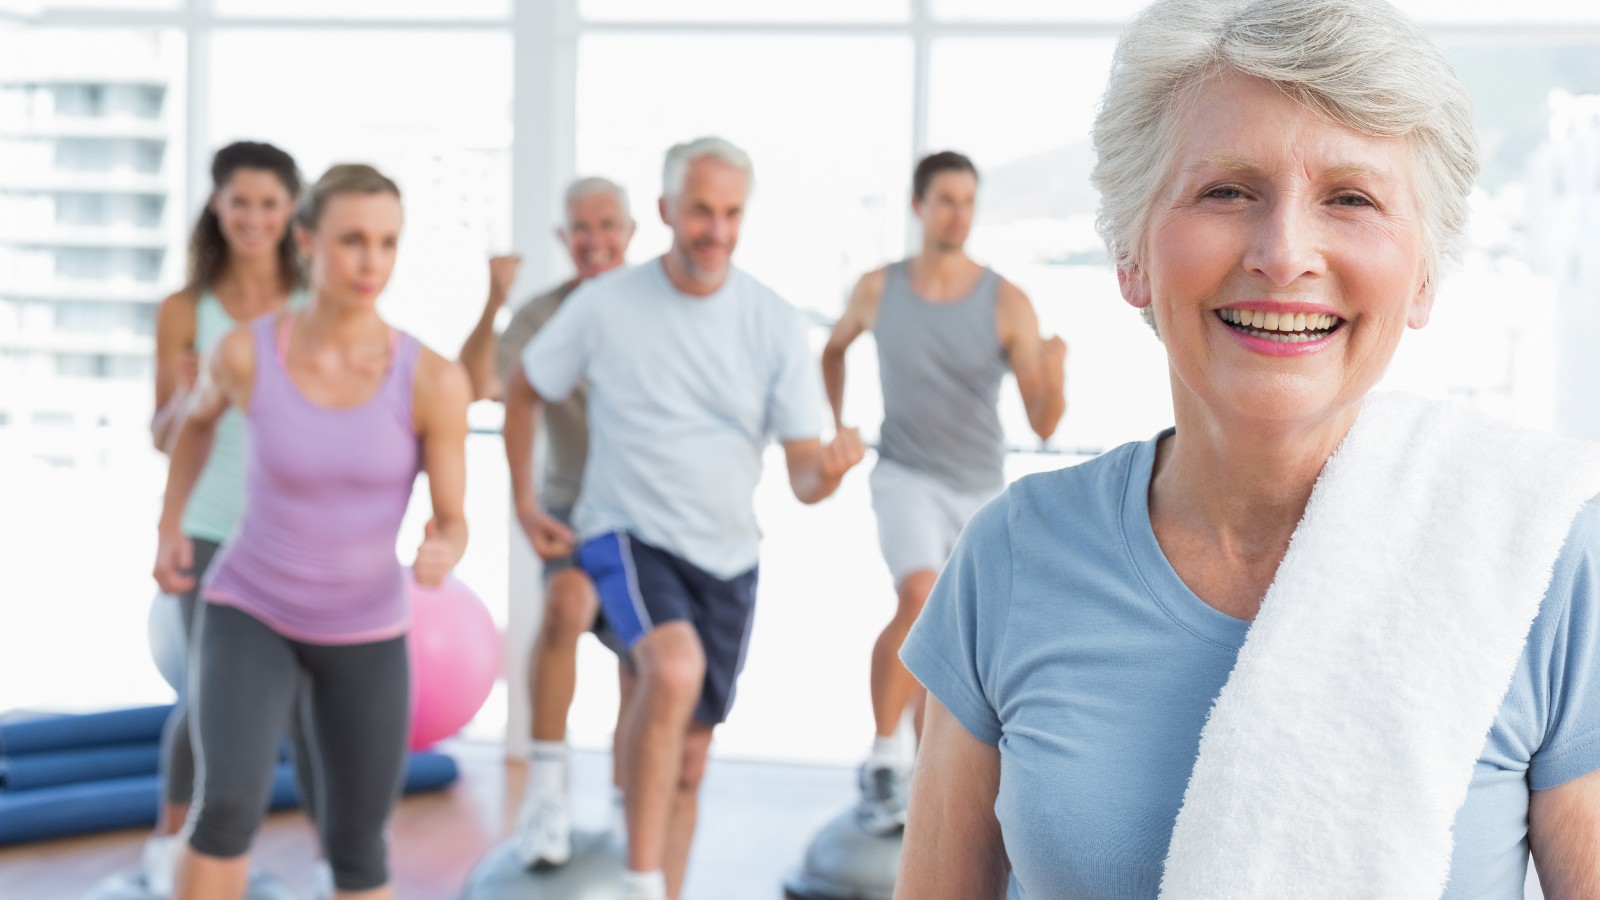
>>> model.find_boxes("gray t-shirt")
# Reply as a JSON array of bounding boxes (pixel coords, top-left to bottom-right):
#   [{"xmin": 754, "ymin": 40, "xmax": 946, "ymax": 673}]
[
  {"xmin": 522, "ymin": 260, "xmax": 823, "ymax": 579},
  {"xmin": 497, "ymin": 280, "xmax": 587, "ymax": 510}
]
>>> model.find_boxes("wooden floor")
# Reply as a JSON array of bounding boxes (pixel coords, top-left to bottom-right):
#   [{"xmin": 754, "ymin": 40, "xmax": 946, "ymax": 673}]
[{"xmin": 0, "ymin": 740, "xmax": 859, "ymax": 900}]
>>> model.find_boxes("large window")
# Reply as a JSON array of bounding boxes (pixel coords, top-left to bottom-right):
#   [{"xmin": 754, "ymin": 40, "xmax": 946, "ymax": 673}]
[
  {"xmin": 207, "ymin": 28, "xmax": 513, "ymax": 352},
  {"xmin": 5, "ymin": 0, "xmax": 1600, "ymax": 769}
]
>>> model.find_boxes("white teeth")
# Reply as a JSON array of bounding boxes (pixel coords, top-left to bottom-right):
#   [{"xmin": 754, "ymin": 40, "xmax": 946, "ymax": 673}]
[{"xmin": 1218, "ymin": 308, "xmax": 1342, "ymax": 338}]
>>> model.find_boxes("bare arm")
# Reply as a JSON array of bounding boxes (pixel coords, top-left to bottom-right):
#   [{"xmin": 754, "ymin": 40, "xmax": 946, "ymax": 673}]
[
  {"xmin": 153, "ymin": 326, "xmax": 251, "ymax": 594},
  {"xmin": 503, "ymin": 364, "xmax": 574, "ymax": 559},
  {"xmin": 1530, "ymin": 768, "xmax": 1600, "ymax": 898},
  {"xmin": 412, "ymin": 350, "xmax": 473, "ymax": 586},
  {"xmin": 782, "ymin": 430, "xmax": 866, "ymax": 506},
  {"xmin": 996, "ymin": 281, "xmax": 1066, "ymax": 442},
  {"xmin": 821, "ymin": 270, "xmax": 884, "ymax": 431},
  {"xmin": 457, "ymin": 255, "xmax": 522, "ymax": 403},
  {"xmin": 895, "ymin": 695, "xmax": 1009, "ymax": 899},
  {"xmin": 150, "ymin": 289, "xmax": 199, "ymax": 453}
]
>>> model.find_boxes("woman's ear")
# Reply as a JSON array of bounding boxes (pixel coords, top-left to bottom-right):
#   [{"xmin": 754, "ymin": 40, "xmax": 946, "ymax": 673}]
[
  {"xmin": 1407, "ymin": 270, "xmax": 1435, "ymax": 330},
  {"xmin": 1118, "ymin": 263, "xmax": 1152, "ymax": 310}
]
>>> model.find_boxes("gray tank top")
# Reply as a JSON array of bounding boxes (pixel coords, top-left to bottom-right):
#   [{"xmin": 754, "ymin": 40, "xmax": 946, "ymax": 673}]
[{"xmin": 875, "ymin": 260, "xmax": 1008, "ymax": 492}]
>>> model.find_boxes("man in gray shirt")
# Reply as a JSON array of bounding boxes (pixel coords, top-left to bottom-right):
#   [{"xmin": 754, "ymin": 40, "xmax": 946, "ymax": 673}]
[
  {"xmin": 457, "ymin": 175, "xmax": 635, "ymax": 870},
  {"xmin": 822, "ymin": 150, "xmax": 1068, "ymax": 835}
]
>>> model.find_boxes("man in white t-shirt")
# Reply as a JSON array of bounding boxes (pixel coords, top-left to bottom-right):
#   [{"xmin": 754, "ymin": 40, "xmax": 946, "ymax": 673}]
[{"xmin": 505, "ymin": 136, "xmax": 865, "ymax": 900}]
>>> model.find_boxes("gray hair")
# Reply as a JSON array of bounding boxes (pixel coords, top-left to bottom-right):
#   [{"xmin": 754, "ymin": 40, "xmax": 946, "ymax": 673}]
[
  {"xmin": 1092, "ymin": 0, "xmax": 1478, "ymax": 291},
  {"xmin": 564, "ymin": 176, "xmax": 632, "ymax": 223},
  {"xmin": 662, "ymin": 136, "xmax": 754, "ymax": 201}
]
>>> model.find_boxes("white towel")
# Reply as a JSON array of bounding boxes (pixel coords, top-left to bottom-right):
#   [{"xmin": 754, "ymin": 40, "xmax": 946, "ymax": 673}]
[{"xmin": 1160, "ymin": 393, "xmax": 1600, "ymax": 900}]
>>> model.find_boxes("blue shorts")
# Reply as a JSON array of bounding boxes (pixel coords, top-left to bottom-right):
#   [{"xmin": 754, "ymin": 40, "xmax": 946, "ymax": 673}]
[
  {"xmin": 577, "ymin": 531, "xmax": 759, "ymax": 726},
  {"xmin": 543, "ymin": 506, "xmax": 626, "ymax": 657}
]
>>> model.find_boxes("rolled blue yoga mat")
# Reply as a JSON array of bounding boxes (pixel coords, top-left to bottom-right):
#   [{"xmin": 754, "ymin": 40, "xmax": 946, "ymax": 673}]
[
  {"xmin": 0, "ymin": 705, "xmax": 172, "ymax": 757},
  {"xmin": 0, "ymin": 750, "xmax": 459, "ymax": 846},
  {"xmin": 0, "ymin": 742, "xmax": 163, "ymax": 792}
]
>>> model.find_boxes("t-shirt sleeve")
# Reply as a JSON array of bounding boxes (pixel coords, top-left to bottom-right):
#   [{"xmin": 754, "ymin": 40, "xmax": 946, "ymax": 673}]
[
  {"xmin": 521, "ymin": 286, "xmax": 593, "ymax": 403},
  {"xmin": 765, "ymin": 305, "xmax": 824, "ymax": 442},
  {"xmin": 899, "ymin": 495, "xmax": 1013, "ymax": 746},
  {"xmin": 495, "ymin": 291, "xmax": 558, "ymax": 383},
  {"xmin": 1529, "ymin": 504, "xmax": 1600, "ymax": 791}
]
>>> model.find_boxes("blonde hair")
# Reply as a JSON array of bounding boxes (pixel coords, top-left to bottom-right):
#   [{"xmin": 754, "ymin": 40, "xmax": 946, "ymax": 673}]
[{"xmin": 297, "ymin": 163, "xmax": 402, "ymax": 230}]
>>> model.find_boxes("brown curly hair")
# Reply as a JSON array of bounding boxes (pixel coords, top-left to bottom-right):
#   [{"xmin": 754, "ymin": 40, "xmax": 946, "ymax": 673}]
[{"xmin": 186, "ymin": 141, "xmax": 305, "ymax": 294}]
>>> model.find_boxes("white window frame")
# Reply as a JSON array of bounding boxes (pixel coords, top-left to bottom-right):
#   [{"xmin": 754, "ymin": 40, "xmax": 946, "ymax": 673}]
[{"xmin": 20, "ymin": 0, "xmax": 1600, "ymax": 755}]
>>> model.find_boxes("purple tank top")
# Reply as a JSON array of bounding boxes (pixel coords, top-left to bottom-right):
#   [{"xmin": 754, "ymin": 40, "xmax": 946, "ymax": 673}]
[{"xmin": 204, "ymin": 314, "xmax": 422, "ymax": 644}]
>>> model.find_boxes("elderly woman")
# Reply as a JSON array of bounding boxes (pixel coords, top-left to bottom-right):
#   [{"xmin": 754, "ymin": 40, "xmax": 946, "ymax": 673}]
[{"xmin": 896, "ymin": 1, "xmax": 1600, "ymax": 898}]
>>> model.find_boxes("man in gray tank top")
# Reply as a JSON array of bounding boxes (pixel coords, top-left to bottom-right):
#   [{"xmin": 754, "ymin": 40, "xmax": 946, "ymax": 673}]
[{"xmin": 822, "ymin": 150, "xmax": 1067, "ymax": 835}]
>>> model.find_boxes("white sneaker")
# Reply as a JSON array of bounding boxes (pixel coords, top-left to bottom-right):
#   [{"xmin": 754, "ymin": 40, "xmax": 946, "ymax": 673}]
[
  {"xmin": 855, "ymin": 761, "xmax": 910, "ymax": 836},
  {"xmin": 618, "ymin": 870, "xmax": 669, "ymax": 900},
  {"xmin": 513, "ymin": 789, "xmax": 573, "ymax": 870},
  {"xmin": 311, "ymin": 859, "xmax": 335, "ymax": 900},
  {"xmin": 141, "ymin": 834, "xmax": 181, "ymax": 897}
]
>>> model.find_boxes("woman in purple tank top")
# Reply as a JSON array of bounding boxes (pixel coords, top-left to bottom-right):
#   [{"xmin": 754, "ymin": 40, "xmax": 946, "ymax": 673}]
[{"xmin": 154, "ymin": 164, "xmax": 470, "ymax": 900}]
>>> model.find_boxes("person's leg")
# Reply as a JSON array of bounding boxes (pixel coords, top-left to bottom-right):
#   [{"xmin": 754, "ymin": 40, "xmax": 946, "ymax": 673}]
[
  {"xmin": 177, "ymin": 603, "xmax": 300, "ymax": 900},
  {"xmin": 156, "ymin": 539, "xmax": 221, "ymax": 836},
  {"xmin": 867, "ymin": 461, "xmax": 948, "ymax": 741},
  {"xmin": 530, "ymin": 568, "xmax": 598, "ymax": 742},
  {"xmin": 618, "ymin": 621, "xmax": 705, "ymax": 878},
  {"xmin": 869, "ymin": 569, "xmax": 940, "ymax": 737},
  {"xmin": 516, "ymin": 563, "xmax": 597, "ymax": 867},
  {"xmin": 299, "ymin": 633, "xmax": 410, "ymax": 900},
  {"xmin": 652, "ymin": 557, "xmax": 756, "ymax": 899},
  {"xmin": 661, "ymin": 722, "xmax": 714, "ymax": 900},
  {"xmin": 863, "ymin": 461, "xmax": 950, "ymax": 833},
  {"xmin": 579, "ymin": 532, "xmax": 704, "ymax": 899},
  {"xmin": 289, "ymin": 682, "xmax": 320, "ymax": 825},
  {"xmin": 613, "ymin": 661, "xmax": 638, "ymax": 793}
]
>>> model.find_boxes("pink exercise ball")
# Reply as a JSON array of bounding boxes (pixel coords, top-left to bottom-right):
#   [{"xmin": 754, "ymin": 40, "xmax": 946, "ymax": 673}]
[{"xmin": 407, "ymin": 573, "xmax": 501, "ymax": 750}]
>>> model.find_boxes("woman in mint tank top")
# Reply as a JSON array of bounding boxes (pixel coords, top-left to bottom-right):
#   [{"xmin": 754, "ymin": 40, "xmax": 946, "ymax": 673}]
[
  {"xmin": 154, "ymin": 164, "xmax": 470, "ymax": 900},
  {"xmin": 144, "ymin": 141, "xmax": 313, "ymax": 895}
]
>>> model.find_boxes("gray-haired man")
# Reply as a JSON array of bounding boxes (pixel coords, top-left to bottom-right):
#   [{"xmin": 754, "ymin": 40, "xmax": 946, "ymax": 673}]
[{"xmin": 459, "ymin": 175, "xmax": 636, "ymax": 870}]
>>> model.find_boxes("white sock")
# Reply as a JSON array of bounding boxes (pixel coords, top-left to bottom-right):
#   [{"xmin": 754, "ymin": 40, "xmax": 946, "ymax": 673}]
[
  {"xmin": 870, "ymin": 735, "xmax": 900, "ymax": 769},
  {"xmin": 527, "ymin": 740, "xmax": 568, "ymax": 798},
  {"xmin": 621, "ymin": 868, "xmax": 668, "ymax": 899}
]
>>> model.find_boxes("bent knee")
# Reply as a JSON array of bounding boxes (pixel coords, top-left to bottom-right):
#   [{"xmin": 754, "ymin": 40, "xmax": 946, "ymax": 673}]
[
  {"xmin": 637, "ymin": 625, "xmax": 706, "ymax": 701},
  {"xmin": 541, "ymin": 573, "xmax": 597, "ymax": 639},
  {"xmin": 187, "ymin": 792, "xmax": 264, "ymax": 858}
]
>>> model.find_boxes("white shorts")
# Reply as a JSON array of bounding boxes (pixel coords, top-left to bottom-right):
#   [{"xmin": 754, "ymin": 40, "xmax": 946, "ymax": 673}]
[{"xmin": 869, "ymin": 458, "xmax": 998, "ymax": 586}]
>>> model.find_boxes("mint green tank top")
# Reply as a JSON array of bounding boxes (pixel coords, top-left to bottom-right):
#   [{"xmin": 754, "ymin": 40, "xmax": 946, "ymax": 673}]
[{"xmin": 180, "ymin": 289, "xmax": 305, "ymax": 543}]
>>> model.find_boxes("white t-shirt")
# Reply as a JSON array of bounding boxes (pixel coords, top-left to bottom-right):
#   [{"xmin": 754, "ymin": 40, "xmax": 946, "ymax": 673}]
[{"xmin": 523, "ymin": 258, "xmax": 823, "ymax": 579}]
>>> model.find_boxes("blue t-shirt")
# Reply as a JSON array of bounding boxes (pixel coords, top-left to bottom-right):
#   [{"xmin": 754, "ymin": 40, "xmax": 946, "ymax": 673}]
[
  {"xmin": 522, "ymin": 259, "xmax": 823, "ymax": 579},
  {"xmin": 901, "ymin": 431, "xmax": 1600, "ymax": 900}
]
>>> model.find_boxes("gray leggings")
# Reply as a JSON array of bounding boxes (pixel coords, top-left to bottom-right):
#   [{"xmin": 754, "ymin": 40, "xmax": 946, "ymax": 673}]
[
  {"xmin": 160, "ymin": 539, "xmax": 318, "ymax": 814},
  {"xmin": 188, "ymin": 603, "xmax": 411, "ymax": 892}
]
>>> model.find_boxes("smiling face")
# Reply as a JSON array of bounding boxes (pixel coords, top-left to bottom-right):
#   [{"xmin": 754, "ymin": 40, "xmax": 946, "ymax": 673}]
[
  {"xmin": 297, "ymin": 191, "xmax": 403, "ymax": 311},
  {"xmin": 212, "ymin": 167, "xmax": 295, "ymax": 262},
  {"xmin": 561, "ymin": 190, "xmax": 634, "ymax": 280},
  {"xmin": 660, "ymin": 155, "xmax": 749, "ymax": 286},
  {"xmin": 1121, "ymin": 72, "xmax": 1434, "ymax": 433}
]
